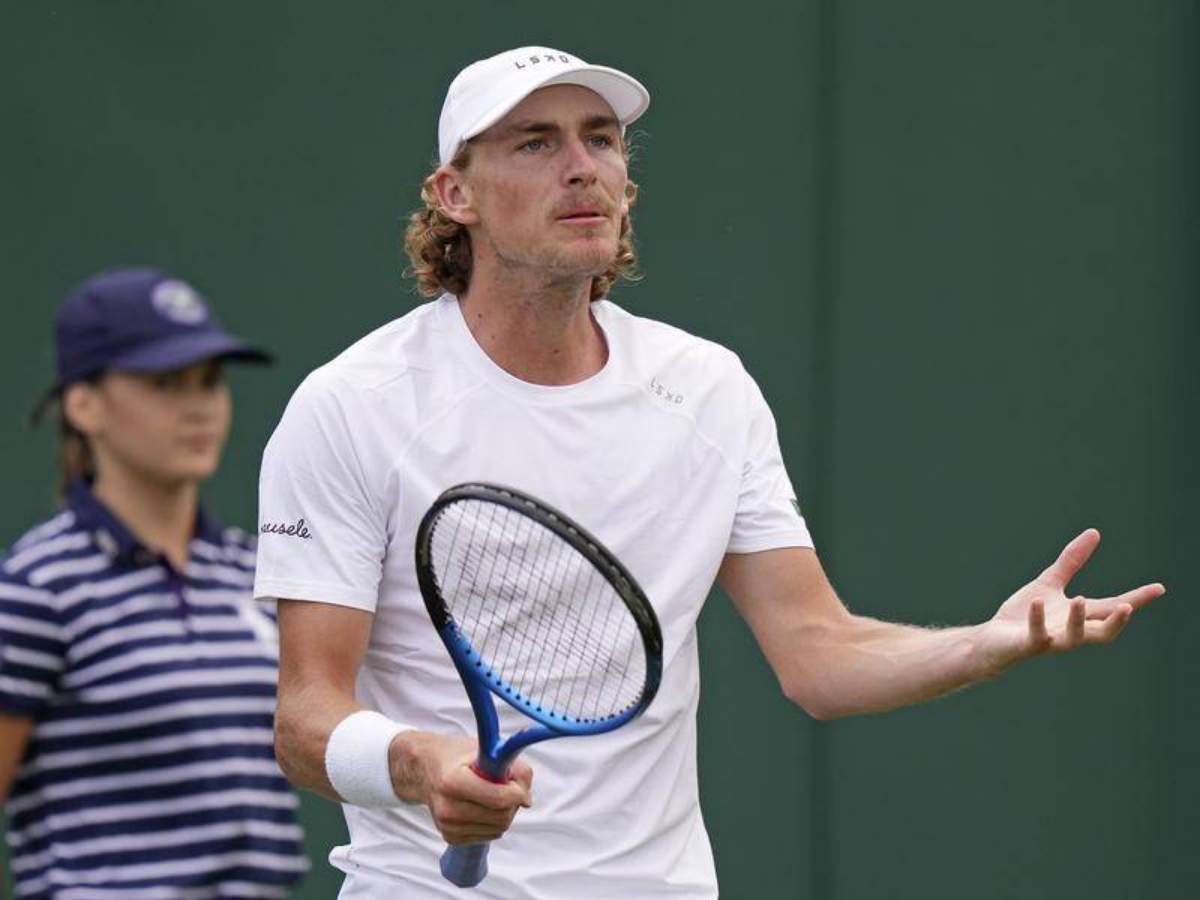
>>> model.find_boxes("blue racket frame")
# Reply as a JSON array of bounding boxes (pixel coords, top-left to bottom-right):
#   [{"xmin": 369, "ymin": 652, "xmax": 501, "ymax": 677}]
[{"xmin": 417, "ymin": 482, "xmax": 663, "ymax": 888}]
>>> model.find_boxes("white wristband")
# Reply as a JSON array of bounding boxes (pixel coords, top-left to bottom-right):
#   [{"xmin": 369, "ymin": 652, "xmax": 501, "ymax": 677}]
[{"xmin": 324, "ymin": 710, "xmax": 410, "ymax": 808}]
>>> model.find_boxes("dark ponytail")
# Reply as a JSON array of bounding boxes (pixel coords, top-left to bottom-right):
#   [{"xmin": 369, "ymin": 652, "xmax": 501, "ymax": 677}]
[
  {"xmin": 52, "ymin": 385, "xmax": 97, "ymax": 501},
  {"xmin": 57, "ymin": 410, "xmax": 94, "ymax": 500}
]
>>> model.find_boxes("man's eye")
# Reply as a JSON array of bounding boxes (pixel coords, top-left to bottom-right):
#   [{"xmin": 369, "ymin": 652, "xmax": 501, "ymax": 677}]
[
  {"xmin": 152, "ymin": 373, "xmax": 183, "ymax": 390},
  {"xmin": 589, "ymin": 134, "xmax": 615, "ymax": 148},
  {"xmin": 519, "ymin": 138, "xmax": 547, "ymax": 152}
]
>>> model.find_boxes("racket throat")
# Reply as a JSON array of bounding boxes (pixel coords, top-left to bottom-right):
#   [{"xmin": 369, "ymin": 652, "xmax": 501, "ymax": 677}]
[
  {"xmin": 469, "ymin": 759, "xmax": 508, "ymax": 784},
  {"xmin": 477, "ymin": 725, "xmax": 557, "ymax": 781}
]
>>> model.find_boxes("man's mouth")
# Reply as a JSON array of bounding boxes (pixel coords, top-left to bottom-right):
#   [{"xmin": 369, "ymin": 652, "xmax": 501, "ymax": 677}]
[{"xmin": 557, "ymin": 208, "xmax": 607, "ymax": 222}]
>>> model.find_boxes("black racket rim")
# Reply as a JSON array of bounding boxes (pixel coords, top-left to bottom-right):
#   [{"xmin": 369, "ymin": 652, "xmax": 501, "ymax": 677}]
[{"xmin": 415, "ymin": 481, "xmax": 664, "ymax": 715}]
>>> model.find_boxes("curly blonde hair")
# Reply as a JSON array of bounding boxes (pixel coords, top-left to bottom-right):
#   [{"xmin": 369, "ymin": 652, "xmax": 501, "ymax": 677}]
[{"xmin": 403, "ymin": 146, "xmax": 640, "ymax": 301}]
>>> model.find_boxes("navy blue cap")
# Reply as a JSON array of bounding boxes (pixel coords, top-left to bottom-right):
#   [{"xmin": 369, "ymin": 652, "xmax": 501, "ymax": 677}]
[{"xmin": 34, "ymin": 267, "xmax": 271, "ymax": 420}]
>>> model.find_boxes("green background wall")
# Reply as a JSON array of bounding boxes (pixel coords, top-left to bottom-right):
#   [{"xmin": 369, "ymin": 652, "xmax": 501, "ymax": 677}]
[{"xmin": 2, "ymin": 2, "xmax": 1194, "ymax": 898}]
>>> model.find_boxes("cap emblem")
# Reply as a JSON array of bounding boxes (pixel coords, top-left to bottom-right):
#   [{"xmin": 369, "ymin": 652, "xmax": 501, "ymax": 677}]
[
  {"xmin": 151, "ymin": 280, "xmax": 209, "ymax": 325},
  {"xmin": 513, "ymin": 53, "xmax": 573, "ymax": 70}
]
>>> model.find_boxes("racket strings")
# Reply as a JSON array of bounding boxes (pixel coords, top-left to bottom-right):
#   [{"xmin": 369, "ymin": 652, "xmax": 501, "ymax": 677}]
[
  {"xmin": 432, "ymin": 499, "xmax": 647, "ymax": 722},
  {"xmin": 450, "ymin": 512, "xmax": 641, "ymax": 719},
  {"xmin": 444, "ymin": 511, "xmax": 630, "ymax": 669}
]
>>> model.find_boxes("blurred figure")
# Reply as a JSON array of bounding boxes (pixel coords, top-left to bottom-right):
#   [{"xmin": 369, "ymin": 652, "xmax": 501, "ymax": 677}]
[{"xmin": 0, "ymin": 269, "xmax": 307, "ymax": 899}]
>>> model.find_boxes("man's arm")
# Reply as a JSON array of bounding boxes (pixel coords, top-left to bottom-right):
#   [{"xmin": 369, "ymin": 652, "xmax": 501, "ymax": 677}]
[
  {"xmin": 718, "ymin": 529, "xmax": 1164, "ymax": 720},
  {"xmin": 275, "ymin": 599, "xmax": 532, "ymax": 844}
]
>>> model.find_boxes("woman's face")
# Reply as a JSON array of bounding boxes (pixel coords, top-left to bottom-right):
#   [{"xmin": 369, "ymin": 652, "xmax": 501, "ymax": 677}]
[{"xmin": 66, "ymin": 360, "xmax": 232, "ymax": 488}]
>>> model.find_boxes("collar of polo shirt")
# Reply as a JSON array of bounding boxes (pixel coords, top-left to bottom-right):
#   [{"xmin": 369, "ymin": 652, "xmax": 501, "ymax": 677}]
[{"xmin": 66, "ymin": 478, "xmax": 224, "ymax": 567}]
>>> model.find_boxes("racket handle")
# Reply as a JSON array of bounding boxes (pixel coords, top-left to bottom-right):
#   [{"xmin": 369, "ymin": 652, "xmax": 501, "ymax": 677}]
[
  {"xmin": 438, "ymin": 761, "xmax": 505, "ymax": 885},
  {"xmin": 440, "ymin": 842, "xmax": 490, "ymax": 887}
]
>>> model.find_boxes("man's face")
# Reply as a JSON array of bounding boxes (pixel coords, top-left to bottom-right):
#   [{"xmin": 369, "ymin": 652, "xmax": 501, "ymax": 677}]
[{"xmin": 459, "ymin": 84, "xmax": 629, "ymax": 281}]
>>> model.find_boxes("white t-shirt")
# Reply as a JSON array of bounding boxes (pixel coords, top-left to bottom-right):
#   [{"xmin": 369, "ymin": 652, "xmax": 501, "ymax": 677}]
[{"xmin": 255, "ymin": 295, "xmax": 813, "ymax": 899}]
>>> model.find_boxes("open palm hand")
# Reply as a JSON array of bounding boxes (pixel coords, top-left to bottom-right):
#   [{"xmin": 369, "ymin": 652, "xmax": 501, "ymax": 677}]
[{"xmin": 977, "ymin": 529, "xmax": 1165, "ymax": 677}]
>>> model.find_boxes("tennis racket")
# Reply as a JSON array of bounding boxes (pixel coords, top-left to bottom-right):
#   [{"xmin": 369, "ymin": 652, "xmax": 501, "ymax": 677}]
[{"xmin": 415, "ymin": 482, "xmax": 663, "ymax": 888}]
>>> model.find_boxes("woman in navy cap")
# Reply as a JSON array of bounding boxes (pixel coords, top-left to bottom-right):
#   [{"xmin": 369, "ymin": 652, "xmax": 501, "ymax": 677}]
[{"xmin": 0, "ymin": 268, "xmax": 308, "ymax": 898}]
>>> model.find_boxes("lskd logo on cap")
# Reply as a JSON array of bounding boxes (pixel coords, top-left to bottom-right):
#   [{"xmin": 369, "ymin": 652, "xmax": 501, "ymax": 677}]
[
  {"xmin": 152, "ymin": 280, "xmax": 209, "ymax": 325},
  {"xmin": 513, "ymin": 53, "xmax": 573, "ymax": 70}
]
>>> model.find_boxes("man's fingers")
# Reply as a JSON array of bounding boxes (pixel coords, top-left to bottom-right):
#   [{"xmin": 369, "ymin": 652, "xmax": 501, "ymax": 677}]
[
  {"xmin": 1079, "ymin": 597, "xmax": 1122, "ymax": 621},
  {"xmin": 1065, "ymin": 597, "xmax": 1086, "ymax": 646},
  {"xmin": 508, "ymin": 759, "xmax": 534, "ymax": 808},
  {"xmin": 431, "ymin": 782, "xmax": 526, "ymax": 844},
  {"xmin": 509, "ymin": 758, "xmax": 533, "ymax": 789},
  {"xmin": 1090, "ymin": 604, "xmax": 1133, "ymax": 643},
  {"xmin": 434, "ymin": 796, "xmax": 515, "ymax": 829},
  {"xmin": 1045, "ymin": 603, "xmax": 1133, "ymax": 650},
  {"xmin": 437, "ymin": 805, "xmax": 517, "ymax": 845},
  {"xmin": 1028, "ymin": 599, "xmax": 1049, "ymax": 647},
  {"xmin": 1067, "ymin": 605, "xmax": 1133, "ymax": 646},
  {"xmin": 1077, "ymin": 583, "xmax": 1162, "ymax": 619},
  {"xmin": 1038, "ymin": 529, "xmax": 1101, "ymax": 590},
  {"xmin": 1108, "ymin": 582, "xmax": 1166, "ymax": 611},
  {"xmin": 420, "ymin": 737, "xmax": 533, "ymax": 845},
  {"xmin": 454, "ymin": 769, "xmax": 530, "ymax": 812}
]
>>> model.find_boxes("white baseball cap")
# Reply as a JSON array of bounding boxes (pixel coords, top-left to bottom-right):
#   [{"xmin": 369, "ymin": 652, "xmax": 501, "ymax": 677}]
[{"xmin": 437, "ymin": 46, "xmax": 650, "ymax": 166}]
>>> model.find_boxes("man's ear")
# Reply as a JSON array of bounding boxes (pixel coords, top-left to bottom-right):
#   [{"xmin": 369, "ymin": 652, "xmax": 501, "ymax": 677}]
[
  {"xmin": 62, "ymin": 383, "xmax": 103, "ymax": 437},
  {"xmin": 432, "ymin": 166, "xmax": 481, "ymax": 226},
  {"xmin": 620, "ymin": 178, "xmax": 636, "ymax": 219}
]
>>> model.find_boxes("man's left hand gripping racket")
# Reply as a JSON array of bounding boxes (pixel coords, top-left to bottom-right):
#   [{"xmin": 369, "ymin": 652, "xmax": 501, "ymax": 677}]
[{"xmin": 416, "ymin": 483, "xmax": 663, "ymax": 888}]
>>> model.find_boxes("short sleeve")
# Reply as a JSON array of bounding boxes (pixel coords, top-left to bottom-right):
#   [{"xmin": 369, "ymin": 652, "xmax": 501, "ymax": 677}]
[
  {"xmin": 254, "ymin": 371, "xmax": 389, "ymax": 612},
  {"xmin": 0, "ymin": 568, "xmax": 64, "ymax": 717},
  {"xmin": 726, "ymin": 367, "xmax": 815, "ymax": 554}
]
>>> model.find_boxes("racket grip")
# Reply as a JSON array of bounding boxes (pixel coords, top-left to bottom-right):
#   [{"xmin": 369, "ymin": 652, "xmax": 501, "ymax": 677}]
[
  {"xmin": 440, "ymin": 842, "xmax": 490, "ymax": 887},
  {"xmin": 439, "ymin": 761, "xmax": 505, "ymax": 885}
]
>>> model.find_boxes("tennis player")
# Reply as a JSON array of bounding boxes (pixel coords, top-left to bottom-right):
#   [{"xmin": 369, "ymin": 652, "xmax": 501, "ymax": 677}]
[
  {"xmin": 0, "ymin": 268, "xmax": 308, "ymax": 898},
  {"xmin": 255, "ymin": 46, "xmax": 1165, "ymax": 898}
]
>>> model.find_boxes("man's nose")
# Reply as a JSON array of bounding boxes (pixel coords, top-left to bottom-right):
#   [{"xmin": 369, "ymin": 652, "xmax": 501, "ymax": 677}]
[{"xmin": 562, "ymin": 136, "xmax": 599, "ymax": 185}]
